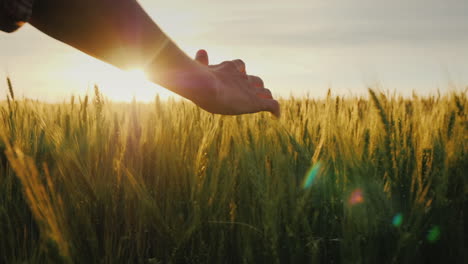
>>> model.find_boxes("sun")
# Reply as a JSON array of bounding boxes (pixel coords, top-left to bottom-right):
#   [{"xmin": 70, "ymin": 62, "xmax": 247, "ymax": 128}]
[
  {"xmin": 127, "ymin": 69, "xmax": 148, "ymax": 81},
  {"xmin": 91, "ymin": 67, "xmax": 175, "ymax": 102}
]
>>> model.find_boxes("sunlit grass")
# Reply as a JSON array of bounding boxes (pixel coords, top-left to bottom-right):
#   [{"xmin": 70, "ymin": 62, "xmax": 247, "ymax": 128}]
[{"xmin": 0, "ymin": 80, "xmax": 466, "ymax": 263}]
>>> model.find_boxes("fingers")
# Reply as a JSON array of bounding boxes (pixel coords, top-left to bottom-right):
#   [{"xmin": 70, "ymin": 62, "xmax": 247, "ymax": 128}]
[
  {"xmin": 257, "ymin": 98, "xmax": 281, "ymax": 118},
  {"xmin": 218, "ymin": 60, "xmax": 246, "ymax": 74},
  {"xmin": 231, "ymin": 59, "xmax": 246, "ymax": 74},
  {"xmin": 216, "ymin": 61, "xmax": 248, "ymax": 80},
  {"xmin": 248, "ymin": 75, "xmax": 264, "ymax": 88},
  {"xmin": 256, "ymin": 89, "xmax": 273, "ymax": 99},
  {"xmin": 248, "ymin": 75, "xmax": 273, "ymax": 99},
  {"xmin": 195, "ymin": 49, "xmax": 209, "ymax": 65},
  {"xmin": 248, "ymin": 77, "xmax": 278, "ymax": 116},
  {"xmin": 194, "ymin": 50, "xmax": 245, "ymax": 74}
]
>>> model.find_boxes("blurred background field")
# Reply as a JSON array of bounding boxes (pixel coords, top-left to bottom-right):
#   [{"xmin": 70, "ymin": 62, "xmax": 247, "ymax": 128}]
[{"xmin": 0, "ymin": 81, "xmax": 466, "ymax": 263}]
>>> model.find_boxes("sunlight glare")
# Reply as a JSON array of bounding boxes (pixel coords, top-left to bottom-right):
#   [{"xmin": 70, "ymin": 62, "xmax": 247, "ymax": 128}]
[
  {"xmin": 91, "ymin": 67, "xmax": 175, "ymax": 102},
  {"xmin": 128, "ymin": 69, "xmax": 148, "ymax": 81},
  {"xmin": 348, "ymin": 189, "xmax": 364, "ymax": 205},
  {"xmin": 392, "ymin": 213, "xmax": 403, "ymax": 227},
  {"xmin": 427, "ymin": 226, "xmax": 441, "ymax": 243},
  {"xmin": 302, "ymin": 161, "xmax": 321, "ymax": 189}
]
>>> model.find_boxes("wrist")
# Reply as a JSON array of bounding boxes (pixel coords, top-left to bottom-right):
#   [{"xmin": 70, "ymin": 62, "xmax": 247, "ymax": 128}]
[{"xmin": 145, "ymin": 45, "xmax": 217, "ymax": 103}]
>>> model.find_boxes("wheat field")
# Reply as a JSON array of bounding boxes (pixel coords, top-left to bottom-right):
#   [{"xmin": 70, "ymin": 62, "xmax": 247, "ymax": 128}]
[{"xmin": 0, "ymin": 79, "xmax": 466, "ymax": 263}]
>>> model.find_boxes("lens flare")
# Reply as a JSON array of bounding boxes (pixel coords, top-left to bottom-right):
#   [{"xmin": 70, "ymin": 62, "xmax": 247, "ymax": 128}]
[
  {"xmin": 392, "ymin": 213, "xmax": 403, "ymax": 227},
  {"xmin": 302, "ymin": 161, "xmax": 321, "ymax": 189},
  {"xmin": 427, "ymin": 226, "xmax": 440, "ymax": 242},
  {"xmin": 348, "ymin": 189, "xmax": 364, "ymax": 205}
]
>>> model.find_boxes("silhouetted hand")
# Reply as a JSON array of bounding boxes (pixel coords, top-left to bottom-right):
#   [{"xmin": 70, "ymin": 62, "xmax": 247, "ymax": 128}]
[{"xmin": 192, "ymin": 49, "xmax": 280, "ymax": 117}]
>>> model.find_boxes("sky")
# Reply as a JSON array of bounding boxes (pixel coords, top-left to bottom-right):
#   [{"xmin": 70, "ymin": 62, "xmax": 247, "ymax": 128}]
[{"xmin": 1, "ymin": 0, "xmax": 467, "ymax": 102}]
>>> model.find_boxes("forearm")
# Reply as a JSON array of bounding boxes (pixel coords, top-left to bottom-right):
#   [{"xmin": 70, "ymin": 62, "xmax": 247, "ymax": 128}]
[
  {"xmin": 20, "ymin": 0, "xmax": 277, "ymax": 117},
  {"xmin": 29, "ymin": 0, "xmax": 197, "ymax": 82}
]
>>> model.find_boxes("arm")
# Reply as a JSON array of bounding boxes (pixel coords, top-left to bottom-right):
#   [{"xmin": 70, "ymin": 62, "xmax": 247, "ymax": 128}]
[{"xmin": 29, "ymin": 0, "xmax": 280, "ymax": 117}]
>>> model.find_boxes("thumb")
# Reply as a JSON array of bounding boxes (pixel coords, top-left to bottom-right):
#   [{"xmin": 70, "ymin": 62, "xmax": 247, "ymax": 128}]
[
  {"xmin": 258, "ymin": 98, "xmax": 281, "ymax": 118},
  {"xmin": 195, "ymin": 49, "xmax": 209, "ymax": 66}
]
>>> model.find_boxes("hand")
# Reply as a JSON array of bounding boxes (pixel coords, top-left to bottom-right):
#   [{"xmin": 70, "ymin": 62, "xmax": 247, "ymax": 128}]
[{"xmin": 192, "ymin": 49, "xmax": 280, "ymax": 118}]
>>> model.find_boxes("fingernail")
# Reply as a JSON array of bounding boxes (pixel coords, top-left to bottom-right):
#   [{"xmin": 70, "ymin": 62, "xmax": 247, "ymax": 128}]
[{"xmin": 196, "ymin": 50, "xmax": 209, "ymax": 65}]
